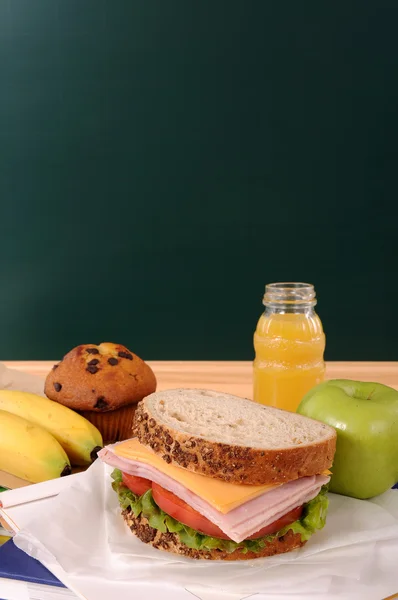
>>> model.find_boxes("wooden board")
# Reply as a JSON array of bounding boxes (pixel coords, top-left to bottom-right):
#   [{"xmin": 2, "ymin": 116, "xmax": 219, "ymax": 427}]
[
  {"xmin": 4, "ymin": 360, "xmax": 398, "ymax": 400},
  {"xmin": 0, "ymin": 471, "xmax": 30, "ymax": 490}
]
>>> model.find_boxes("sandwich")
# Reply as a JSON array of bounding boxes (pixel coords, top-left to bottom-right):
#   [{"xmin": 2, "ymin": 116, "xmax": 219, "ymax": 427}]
[{"xmin": 99, "ymin": 389, "xmax": 337, "ymax": 560}]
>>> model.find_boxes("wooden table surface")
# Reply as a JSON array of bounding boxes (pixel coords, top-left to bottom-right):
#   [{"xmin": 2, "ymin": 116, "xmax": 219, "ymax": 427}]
[{"xmin": 4, "ymin": 360, "xmax": 398, "ymax": 399}]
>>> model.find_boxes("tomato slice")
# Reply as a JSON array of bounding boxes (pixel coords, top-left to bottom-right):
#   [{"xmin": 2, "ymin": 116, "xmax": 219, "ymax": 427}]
[
  {"xmin": 122, "ymin": 472, "xmax": 152, "ymax": 496},
  {"xmin": 152, "ymin": 482, "xmax": 229, "ymax": 538},
  {"xmin": 152, "ymin": 482, "xmax": 303, "ymax": 540}
]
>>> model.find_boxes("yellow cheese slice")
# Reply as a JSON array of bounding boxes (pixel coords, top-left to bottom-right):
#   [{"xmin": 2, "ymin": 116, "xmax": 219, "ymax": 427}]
[{"xmin": 114, "ymin": 439, "xmax": 331, "ymax": 514}]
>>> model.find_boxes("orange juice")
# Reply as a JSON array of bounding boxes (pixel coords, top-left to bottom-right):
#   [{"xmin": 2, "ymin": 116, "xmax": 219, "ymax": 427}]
[{"xmin": 253, "ymin": 283, "xmax": 325, "ymax": 411}]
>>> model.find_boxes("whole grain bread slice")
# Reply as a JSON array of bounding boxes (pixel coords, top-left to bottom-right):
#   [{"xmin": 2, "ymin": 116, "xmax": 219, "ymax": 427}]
[
  {"xmin": 122, "ymin": 509, "xmax": 305, "ymax": 560},
  {"xmin": 132, "ymin": 388, "xmax": 336, "ymax": 485}
]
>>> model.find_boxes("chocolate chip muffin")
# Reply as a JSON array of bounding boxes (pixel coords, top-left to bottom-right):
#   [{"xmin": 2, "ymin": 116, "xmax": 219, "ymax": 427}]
[{"xmin": 44, "ymin": 342, "xmax": 157, "ymax": 444}]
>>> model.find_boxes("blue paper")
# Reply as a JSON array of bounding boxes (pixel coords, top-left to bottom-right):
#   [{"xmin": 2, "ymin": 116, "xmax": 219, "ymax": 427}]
[{"xmin": 0, "ymin": 539, "xmax": 65, "ymax": 588}]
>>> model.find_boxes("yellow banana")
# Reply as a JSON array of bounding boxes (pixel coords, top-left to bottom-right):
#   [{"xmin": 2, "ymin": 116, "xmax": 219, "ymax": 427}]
[
  {"xmin": 0, "ymin": 390, "xmax": 103, "ymax": 467},
  {"xmin": 0, "ymin": 410, "xmax": 71, "ymax": 483}
]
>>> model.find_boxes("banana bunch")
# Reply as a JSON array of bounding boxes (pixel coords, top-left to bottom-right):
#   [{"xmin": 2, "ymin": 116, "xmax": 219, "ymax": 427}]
[
  {"xmin": 0, "ymin": 390, "xmax": 103, "ymax": 484},
  {"xmin": 0, "ymin": 410, "xmax": 71, "ymax": 483}
]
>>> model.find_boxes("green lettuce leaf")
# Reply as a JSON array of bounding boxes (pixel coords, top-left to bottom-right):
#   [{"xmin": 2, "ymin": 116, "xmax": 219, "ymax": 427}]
[
  {"xmin": 111, "ymin": 468, "xmax": 143, "ymax": 516},
  {"xmin": 111, "ymin": 469, "xmax": 329, "ymax": 555},
  {"xmin": 279, "ymin": 484, "xmax": 329, "ymax": 541}
]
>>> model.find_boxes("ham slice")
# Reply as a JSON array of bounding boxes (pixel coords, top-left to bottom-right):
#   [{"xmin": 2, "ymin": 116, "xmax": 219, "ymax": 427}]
[{"xmin": 100, "ymin": 446, "xmax": 329, "ymax": 543}]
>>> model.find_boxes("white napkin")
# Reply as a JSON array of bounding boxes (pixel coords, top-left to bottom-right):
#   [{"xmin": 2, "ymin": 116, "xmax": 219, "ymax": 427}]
[
  {"xmin": 0, "ymin": 473, "xmax": 85, "ymax": 509},
  {"xmin": 10, "ymin": 459, "xmax": 398, "ymax": 600},
  {"xmin": 0, "ymin": 362, "xmax": 46, "ymax": 397}
]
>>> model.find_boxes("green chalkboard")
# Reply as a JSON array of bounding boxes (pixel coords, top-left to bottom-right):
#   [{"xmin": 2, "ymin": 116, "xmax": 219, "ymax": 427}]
[{"xmin": 0, "ymin": 0, "xmax": 397, "ymax": 361}]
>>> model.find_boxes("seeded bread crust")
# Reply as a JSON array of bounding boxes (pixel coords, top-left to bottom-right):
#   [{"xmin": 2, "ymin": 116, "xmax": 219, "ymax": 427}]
[
  {"xmin": 45, "ymin": 342, "xmax": 156, "ymax": 412},
  {"xmin": 122, "ymin": 509, "xmax": 305, "ymax": 560},
  {"xmin": 132, "ymin": 399, "xmax": 336, "ymax": 485}
]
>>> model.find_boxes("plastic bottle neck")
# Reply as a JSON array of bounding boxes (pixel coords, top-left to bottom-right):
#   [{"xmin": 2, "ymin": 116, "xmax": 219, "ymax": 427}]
[{"xmin": 263, "ymin": 282, "xmax": 317, "ymax": 314}]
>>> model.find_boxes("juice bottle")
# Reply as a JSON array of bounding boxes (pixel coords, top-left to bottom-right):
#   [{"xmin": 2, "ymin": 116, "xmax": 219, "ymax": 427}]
[{"xmin": 253, "ymin": 282, "xmax": 325, "ymax": 412}]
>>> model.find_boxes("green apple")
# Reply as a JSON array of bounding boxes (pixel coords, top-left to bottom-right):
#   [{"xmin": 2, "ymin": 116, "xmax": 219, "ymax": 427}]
[{"xmin": 297, "ymin": 379, "xmax": 398, "ymax": 499}]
